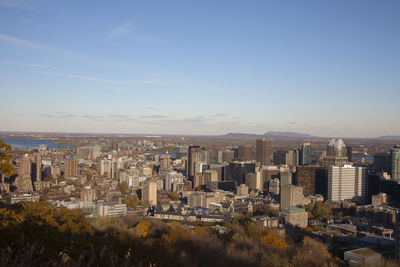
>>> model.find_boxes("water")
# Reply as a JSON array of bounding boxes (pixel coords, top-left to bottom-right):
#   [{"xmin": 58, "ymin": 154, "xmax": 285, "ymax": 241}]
[
  {"xmin": 2, "ymin": 138, "xmax": 70, "ymax": 149},
  {"xmin": 351, "ymin": 156, "xmax": 374, "ymax": 162}
]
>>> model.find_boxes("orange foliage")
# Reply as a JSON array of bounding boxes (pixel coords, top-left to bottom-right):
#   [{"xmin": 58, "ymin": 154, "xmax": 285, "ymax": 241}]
[
  {"xmin": 260, "ymin": 231, "xmax": 288, "ymax": 249},
  {"xmin": 135, "ymin": 221, "xmax": 151, "ymax": 237}
]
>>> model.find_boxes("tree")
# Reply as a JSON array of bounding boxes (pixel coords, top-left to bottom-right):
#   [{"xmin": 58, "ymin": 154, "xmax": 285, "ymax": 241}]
[
  {"xmin": 261, "ymin": 231, "xmax": 288, "ymax": 249},
  {"xmin": 118, "ymin": 182, "xmax": 129, "ymax": 194},
  {"xmin": 0, "ymin": 140, "xmax": 13, "ymax": 180},
  {"xmin": 310, "ymin": 201, "xmax": 332, "ymax": 219},
  {"xmin": 254, "ymin": 205, "xmax": 279, "ymax": 217},
  {"xmin": 123, "ymin": 195, "xmax": 141, "ymax": 210}
]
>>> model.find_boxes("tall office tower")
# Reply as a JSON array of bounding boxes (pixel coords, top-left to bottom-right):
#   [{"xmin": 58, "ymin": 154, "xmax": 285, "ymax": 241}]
[
  {"xmin": 373, "ymin": 152, "xmax": 391, "ymax": 173},
  {"xmin": 256, "ymin": 139, "xmax": 272, "ymax": 166},
  {"xmin": 193, "ymin": 173, "xmax": 204, "ymax": 188},
  {"xmin": 229, "ymin": 162, "xmax": 256, "ymax": 185},
  {"xmin": 346, "ymin": 146, "xmax": 353, "ymax": 162},
  {"xmin": 15, "ymin": 154, "xmax": 34, "ymax": 192},
  {"xmin": 142, "ymin": 179, "xmax": 157, "ymax": 206},
  {"xmin": 245, "ymin": 167, "xmax": 262, "ymax": 190},
  {"xmin": 222, "ymin": 150, "xmax": 235, "ymax": 163},
  {"xmin": 295, "ymin": 166, "xmax": 328, "ymax": 198},
  {"xmin": 210, "ymin": 150, "xmax": 222, "ymax": 164},
  {"xmin": 175, "ymin": 145, "xmax": 188, "ymax": 159},
  {"xmin": 64, "ymin": 157, "xmax": 78, "ymax": 178},
  {"xmin": 280, "ymin": 170, "xmax": 292, "ymax": 187},
  {"xmin": 328, "ymin": 165, "xmax": 366, "ymax": 204},
  {"xmin": 391, "ymin": 145, "xmax": 400, "ymax": 181},
  {"xmin": 186, "ymin": 146, "xmax": 202, "ymax": 178},
  {"xmin": 280, "ymin": 185, "xmax": 304, "ymax": 210},
  {"xmin": 32, "ymin": 152, "xmax": 42, "ymax": 182},
  {"xmin": 201, "ymin": 150, "xmax": 210, "ymax": 164},
  {"xmin": 286, "ymin": 149, "xmax": 300, "ymax": 166},
  {"xmin": 238, "ymin": 145, "xmax": 253, "ymax": 161},
  {"xmin": 273, "ymin": 150, "xmax": 287, "ymax": 165},
  {"xmin": 203, "ymin": 170, "xmax": 218, "ymax": 190},
  {"xmin": 322, "ymin": 138, "xmax": 349, "ymax": 167},
  {"xmin": 300, "ymin": 143, "xmax": 312, "ymax": 165}
]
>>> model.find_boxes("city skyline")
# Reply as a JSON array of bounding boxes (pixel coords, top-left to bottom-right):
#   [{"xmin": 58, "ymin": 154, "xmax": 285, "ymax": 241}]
[{"xmin": 1, "ymin": 0, "xmax": 399, "ymax": 137}]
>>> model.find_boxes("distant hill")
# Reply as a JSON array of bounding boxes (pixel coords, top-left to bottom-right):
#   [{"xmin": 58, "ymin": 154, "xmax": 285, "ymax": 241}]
[
  {"xmin": 218, "ymin": 131, "xmax": 316, "ymax": 139},
  {"xmin": 218, "ymin": 132, "xmax": 263, "ymax": 139},
  {"xmin": 264, "ymin": 131, "xmax": 315, "ymax": 138},
  {"xmin": 378, "ymin": 136, "xmax": 400, "ymax": 140}
]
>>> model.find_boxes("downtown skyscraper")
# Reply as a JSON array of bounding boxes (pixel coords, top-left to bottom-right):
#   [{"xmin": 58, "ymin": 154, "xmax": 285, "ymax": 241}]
[{"xmin": 256, "ymin": 139, "xmax": 272, "ymax": 166}]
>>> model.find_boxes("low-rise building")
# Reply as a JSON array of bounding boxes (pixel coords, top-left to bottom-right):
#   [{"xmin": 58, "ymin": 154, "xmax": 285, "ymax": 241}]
[
  {"xmin": 344, "ymin": 248, "xmax": 381, "ymax": 266},
  {"xmin": 281, "ymin": 208, "xmax": 308, "ymax": 228}
]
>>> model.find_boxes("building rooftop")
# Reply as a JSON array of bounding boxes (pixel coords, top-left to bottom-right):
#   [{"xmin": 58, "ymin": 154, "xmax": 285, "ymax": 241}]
[{"xmin": 346, "ymin": 247, "xmax": 377, "ymax": 257}]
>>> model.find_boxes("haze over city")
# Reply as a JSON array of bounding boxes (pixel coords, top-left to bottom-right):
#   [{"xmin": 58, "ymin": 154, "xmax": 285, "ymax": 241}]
[{"xmin": 1, "ymin": 0, "xmax": 399, "ymax": 137}]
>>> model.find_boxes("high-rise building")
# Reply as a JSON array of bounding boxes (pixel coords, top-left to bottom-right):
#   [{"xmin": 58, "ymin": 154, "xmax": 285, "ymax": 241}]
[
  {"xmin": 328, "ymin": 165, "xmax": 366, "ymax": 204},
  {"xmin": 203, "ymin": 170, "xmax": 218, "ymax": 190},
  {"xmin": 64, "ymin": 158, "xmax": 78, "ymax": 178},
  {"xmin": 229, "ymin": 162, "xmax": 256, "ymax": 185},
  {"xmin": 280, "ymin": 170, "xmax": 292, "ymax": 187},
  {"xmin": 210, "ymin": 150, "xmax": 222, "ymax": 164},
  {"xmin": 142, "ymin": 179, "xmax": 158, "ymax": 206},
  {"xmin": 280, "ymin": 185, "xmax": 304, "ymax": 210},
  {"xmin": 273, "ymin": 150, "xmax": 286, "ymax": 166},
  {"xmin": 222, "ymin": 150, "xmax": 235, "ymax": 163},
  {"xmin": 186, "ymin": 146, "xmax": 201, "ymax": 178},
  {"xmin": 201, "ymin": 150, "xmax": 210, "ymax": 164},
  {"xmin": 32, "ymin": 152, "xmax": 41, "ymax": 182},
  {"xmin": 238, "ymin": 145, "xmax": 253, "ymax": 161},
  {"xmin": 245, "ymin": 167, "xmax": 262, "ymax": 190},
  {"xmin": 286, "ymin": 149, "xmax": 300, "ymax": 166},
  {"xmin": 391, "ymin": 145, "xmax": 400, "ymax": 181},
  {"xmin": 294, "ymin": 166, "xmax": 328, "ymax": 198},
  {"xmin": 300, "ymin": 143, "xmax": 312, "ymax": 165},
  {"xmin": 322, "ymin": 138, "xmax": 348, "ymax": 167},
  {"xmin": 193, "ymin": 173, "xmax": 204, "ymax": 188},
  {"xmin": 256, "ymin": 139, "xmax": 272, "ymax": 166},
  {"xmin": 165, "ymin": 171, "xmax": 184, "ymax": 191},
  {"xmin": 373, "ymin": 152, "xmax": 391, "ymax": 174},
  {"xmin": 15, "ymin": 154, "xmax": 34, "ymax": 192},
  {"xmin": 346, "ymin": 146, "xmax": 353, "ymax": 162}
]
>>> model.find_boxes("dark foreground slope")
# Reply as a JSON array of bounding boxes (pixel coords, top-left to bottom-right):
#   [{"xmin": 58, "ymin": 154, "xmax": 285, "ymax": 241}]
[{"xmin": 0, "ymin": 201, "xmax": 341, "ymax": 267}]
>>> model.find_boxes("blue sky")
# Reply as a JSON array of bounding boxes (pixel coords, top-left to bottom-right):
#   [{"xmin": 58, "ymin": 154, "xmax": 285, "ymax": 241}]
[{"xmin": 0, "ymin": 0, "xmax": 399, "ymax": 137}]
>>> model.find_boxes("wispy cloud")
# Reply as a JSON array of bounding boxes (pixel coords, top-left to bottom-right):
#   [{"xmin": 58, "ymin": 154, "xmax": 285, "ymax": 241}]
[
  {"xmin": 0, "ymin": 60, "xmax": 52, "ymax": 69},
  {"xmin": 0, "ymin": 33, "xmax": 81, "ymax": 58},
  {"xmin": 36, "ymin": 70, "xmax": 174, "ymax": 85},
  {"xmin": 213, "ymin": 113, "xmax": 228, "ymax": 118},
  {"xmin": 108, "ymin": 21, "xmax": 134, "ymax": 39},
  {"xmin": 140, "ymin": 115, "xmax": 169, "ymax": 119},
  {"xmin": 0, "ymin": 33, "xmax": 41, "ymax": 49},
  {"xmin": 0, "ymin": 0, "xmax": 37, "ymax": 10},
  {"xmin": 39, "ymin": 112, "xmax": 132, "ymax": 121}
]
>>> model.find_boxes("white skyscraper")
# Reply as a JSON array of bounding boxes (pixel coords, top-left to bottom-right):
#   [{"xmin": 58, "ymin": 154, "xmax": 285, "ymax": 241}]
[{"xmin": 328, "ymin": 165, "xmax": 366, "ymax": 204}]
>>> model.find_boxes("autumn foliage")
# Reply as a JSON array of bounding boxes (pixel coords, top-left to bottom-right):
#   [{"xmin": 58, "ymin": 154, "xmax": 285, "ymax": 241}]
[{"xmin": 0, "ymin": 201, "xmax": 340, "ymax": 266}]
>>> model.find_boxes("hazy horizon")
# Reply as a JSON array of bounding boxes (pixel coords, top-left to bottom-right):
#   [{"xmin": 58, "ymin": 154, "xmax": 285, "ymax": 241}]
[{"xmin": 1, "ymin": 1, "xmax": 399, "ymax": 138}]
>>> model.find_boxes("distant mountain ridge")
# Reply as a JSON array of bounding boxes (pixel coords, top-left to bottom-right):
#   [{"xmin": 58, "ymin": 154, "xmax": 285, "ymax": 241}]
[
  {"xmin": 263, "ymin": 131, "xmax": 315, "ymax": 138},
  {"xmin": 219, "ymin": 133, "xmax": 263, "ymax": 139},
  {"xmin": 218, "ymin": 131, "xmax": 315, "ymax": 139},
  {"xmin": 378, "ymin": 136, "xmax": 400, "ymax": 140}
]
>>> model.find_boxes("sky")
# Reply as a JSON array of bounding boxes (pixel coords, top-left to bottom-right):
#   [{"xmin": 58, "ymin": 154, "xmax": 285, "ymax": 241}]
[{"xmin": 0, "ymin": 0, "xmax": 399, "ymax": 137}]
